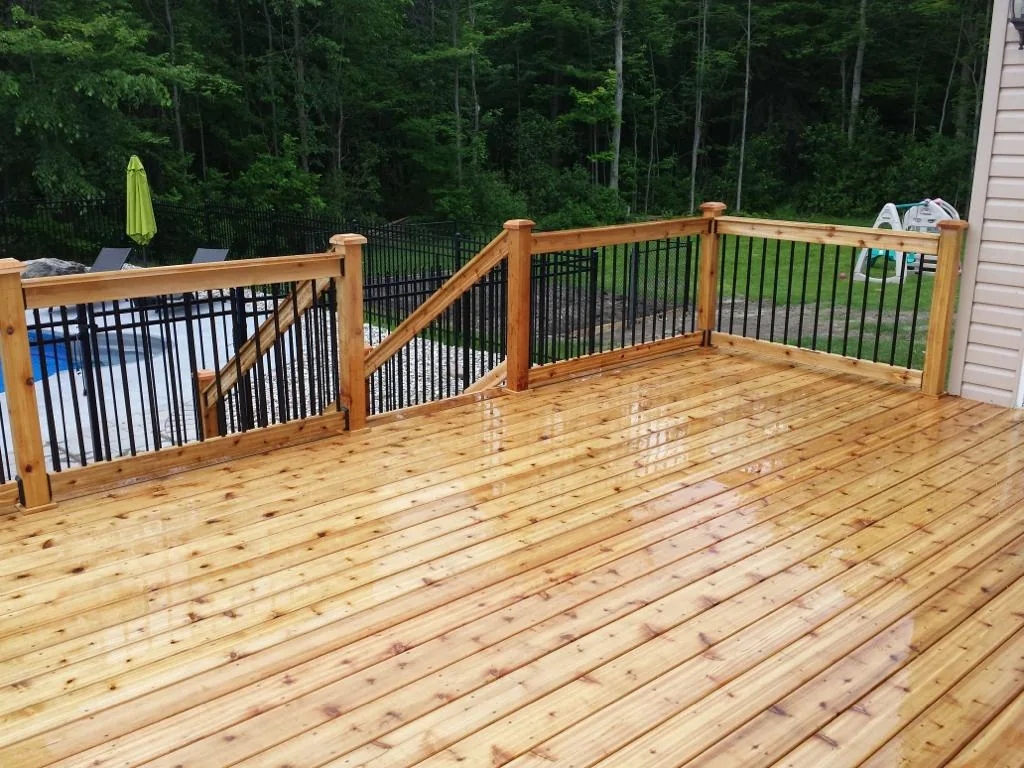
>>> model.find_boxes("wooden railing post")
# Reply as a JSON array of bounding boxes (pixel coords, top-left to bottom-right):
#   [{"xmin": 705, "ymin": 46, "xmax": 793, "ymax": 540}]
[
  {"xmin": 504, "ymin": 219, "xmax": 535, "ymax": 392},
  {"xmin": 195, "ymin": 370, "xmax": 221, "ymax": 438},
  {"xmin": 921, "ymin": 219, "xmax": 969, "ymax": 397},
  {"xmin": 697, "ymin": 202, "xmax": 727, "ymax": 346},
  {"xmin": 330, "ymin": 234, "xmax": 367, "ymax": 430},
  {"xmin": 0, "ymin": 259, "xmax": 52, "ymax": 511}
]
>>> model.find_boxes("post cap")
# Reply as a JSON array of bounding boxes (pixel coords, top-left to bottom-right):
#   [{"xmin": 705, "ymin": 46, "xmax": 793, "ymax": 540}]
[
  {"xmin": 0, "ymin": 258, "xmax": 25, "ymax": 276},
  {"xmin": 699, "ymin": 202, "xmax": 727, "ymax": 218},
  {"xmin": 936, "ymin": 219, "xmax": 968, "ymax": 231},
  {"xmin": 503, "ymin": 219, "xmax": 536, "ymax": 231},
  {"xmin": 329, "ymin": 233, "xmax": 368, "ymax": 247}
]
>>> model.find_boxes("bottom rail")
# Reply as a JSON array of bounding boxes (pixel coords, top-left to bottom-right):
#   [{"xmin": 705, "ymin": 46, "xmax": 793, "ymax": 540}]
[{"xmin": 714, "ymin": 332, "xmax": 923, "ymax": 388}]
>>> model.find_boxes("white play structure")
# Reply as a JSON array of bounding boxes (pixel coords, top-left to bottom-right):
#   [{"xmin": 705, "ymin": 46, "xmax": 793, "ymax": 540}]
[{"xmin": 853, "ymin": 198, "xmax": 960, "ymax": 284}]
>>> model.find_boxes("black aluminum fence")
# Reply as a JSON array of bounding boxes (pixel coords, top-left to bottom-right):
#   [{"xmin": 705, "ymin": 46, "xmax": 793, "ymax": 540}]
[
  {"xmin": 0, "ymin": 198, "xmax": 458, "ymax": 265},
  {"xmin": 0, "ymin": 282, "xmax": 339, "ymax": 478},
  {"xmin": 531, "ymin": 235, "xmax": 702, "ymax": 365},
  {"xmin": 715, "ymin": 234, "xmax": 931, "ymax": 370}
]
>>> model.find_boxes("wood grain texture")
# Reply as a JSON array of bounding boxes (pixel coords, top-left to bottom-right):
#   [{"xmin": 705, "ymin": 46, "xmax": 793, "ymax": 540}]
[
  {"xmin": 717, "ymin": 215, "xmax": 941, "ymax": 253},
  {"xmin": 715, "ymin": 332, "xmax": 924, "ymax": 387},
  {"xmin": 21, "ymin": 252, "xmax": 343, "ymax": 308},
  {"xmin": 462, "ymin": 359, "xmax": 507, "ymax": 394},
  {"xmin": 0, "ymin": 260, "xmax": 50, "ymax": 510},
  {"xmin": 0, "ymin": 350, "xmax": 1020, "ymax": 768},
  {"xmin": 528, "ymin": 333, "xmax": 703, "ymax": 386},
  {"xmin": 530, "ymin": 217, "xmax": 708, "ymax": 254},
  {"xmin": 697, "ymin": 202, "xmax": 726, "ymax": 341},
  {"xmin": 505, "ymin": 220, "xmax": 534, "ymax": 392},
  {"xmin": 922, "ymin": 220, "xmax": 970, "ymax": 396},
  {"xmin": 332, "ymin": 235, "xmax": 367, "ymax": 429}
]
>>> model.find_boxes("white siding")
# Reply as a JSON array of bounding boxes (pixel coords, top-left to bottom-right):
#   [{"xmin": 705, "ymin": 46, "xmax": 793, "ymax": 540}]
[{"xmin": 950, "ymin": 15, "xmax": 1024, "ymax": 408}]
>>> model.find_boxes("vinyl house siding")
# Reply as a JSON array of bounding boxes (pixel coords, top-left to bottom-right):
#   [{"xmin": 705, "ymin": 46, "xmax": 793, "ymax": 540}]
[{"xmin": 950, "ymin": 11, "xmax": 1024, "ymax": 407}]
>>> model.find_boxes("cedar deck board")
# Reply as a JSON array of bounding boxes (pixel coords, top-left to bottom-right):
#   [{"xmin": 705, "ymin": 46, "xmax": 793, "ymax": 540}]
[{"xmin": 0, "ymin": 351, "xmax": 1021, "ymax": 768}]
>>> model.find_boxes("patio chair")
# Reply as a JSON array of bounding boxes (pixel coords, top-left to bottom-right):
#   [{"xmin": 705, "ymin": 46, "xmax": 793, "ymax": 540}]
[
  {"xmin": 191, "ymin": 248, "xmax": 229, "ymax": 264},
  {"xmin": 90, "ymin": 247, "xmax": 133, "ymax": 273}
]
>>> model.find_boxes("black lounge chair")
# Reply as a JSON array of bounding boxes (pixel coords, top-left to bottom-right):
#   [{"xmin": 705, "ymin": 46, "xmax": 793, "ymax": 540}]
[
  {"xmin": 192, "ymin": 248, "xmax": 229, "ymax": 264},
  {"xmin": 90, "ymin": 247, "xmax": 132, "ymax": 273}
]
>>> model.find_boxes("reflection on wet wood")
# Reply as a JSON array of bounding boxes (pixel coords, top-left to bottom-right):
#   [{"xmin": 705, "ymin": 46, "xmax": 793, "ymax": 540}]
[{"xmin": 0, "ymin": 350, "xmax": 1021, "ymax": 767}]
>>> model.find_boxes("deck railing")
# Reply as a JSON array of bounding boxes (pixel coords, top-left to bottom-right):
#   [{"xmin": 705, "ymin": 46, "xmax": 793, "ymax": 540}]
[{"xmin": 0, "ymin": 205, "xmax": 968, "ymax": 511}]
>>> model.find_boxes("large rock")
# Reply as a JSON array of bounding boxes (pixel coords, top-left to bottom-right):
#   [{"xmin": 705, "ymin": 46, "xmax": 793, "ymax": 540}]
[{"xmin": 22, "ymin": 258, "xmax": 88, "ymax": 278}]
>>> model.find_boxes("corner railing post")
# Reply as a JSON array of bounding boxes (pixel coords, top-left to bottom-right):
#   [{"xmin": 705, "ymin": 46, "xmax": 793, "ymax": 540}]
[
  {"xmin": 331, "ymin": 234, "xmax": 368, "ymax": 429},
  {"xmin": 921, "ymin": 219, "xmax": 969, "ymax": 397},
  {"xmin": 0, "ymin": 259, "xmax": 53, "ymax": 511},
  {"xmin": 697, "ymin": 202, "xmax": 727, "ymax": 346},
  {"xmin": 504, "ymin": 219, "xmax": 535, "ymax": 392}
]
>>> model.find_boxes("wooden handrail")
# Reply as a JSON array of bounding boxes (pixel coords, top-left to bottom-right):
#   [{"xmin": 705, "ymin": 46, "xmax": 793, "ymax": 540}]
[
  {"xmin": 463, "ymin": 360, "xmax": 508, "ymax": 394},
  {"xmin": 716, "ymin": 216, "xmax": 940, "ymax": 254},
  {"xmin": 364, "ymin": 230, "xmax": 510, "ymax": 376},
  {"xmin": 531, "ymin": 217, "xmax": 708, "ymax": 254},
  {"xmin": 199, "ymin": 277, "xmax": 331, "ymax": 411},
  {"xmin": 22, "ymin": 252, "xmax": 342, "ymax": 309}
]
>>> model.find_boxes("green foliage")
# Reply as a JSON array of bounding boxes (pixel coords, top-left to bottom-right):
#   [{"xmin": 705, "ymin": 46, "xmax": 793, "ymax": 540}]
[{"xmin": 0, "ymin": 0, "xmax": 991, "ymax": 225}]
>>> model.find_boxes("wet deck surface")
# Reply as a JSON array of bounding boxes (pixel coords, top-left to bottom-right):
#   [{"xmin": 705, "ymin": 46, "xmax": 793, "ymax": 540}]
[{"xmin": 1, "ymin": 349, "xmax": 1023, "ymax": 767}]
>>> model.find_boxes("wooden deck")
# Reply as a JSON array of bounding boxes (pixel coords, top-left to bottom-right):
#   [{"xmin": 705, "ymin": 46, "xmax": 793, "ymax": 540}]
[{"xmin": 1, "ymin": 349, "xmax": 1023, "ymax": 767}]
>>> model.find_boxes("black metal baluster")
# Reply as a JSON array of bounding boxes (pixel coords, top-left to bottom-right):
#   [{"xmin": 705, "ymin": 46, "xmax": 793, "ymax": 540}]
[
  {"xmin": 755, "ymin": 239, "xmax": 768, "ymax": 340},
  {"xmin": 889, "ymin": 253, "xmax": 908, "ymax": 367},
  {"xmin": 873, "ymin": 254, "xmax": 890, "ymax": 362},
  {"xmin": 906, "ymin": 271, "xmax": 925, "ymax": 369},
  {"xmin": 856, "ymin": 249, "xmax": 873, "ymax": 360},
  {"xmin": 797, "ymin": 242, "xmax": 811, "ymax": 347},
  {"xmin": 110, "ymin": 300, "xmax": 139, "ymax": 455},
  {"xmin": 769, "ymin": 240, "xmax": 782, "ymax": 343},
  {"xmin": 783, "ymin": 241, "xmax": 797, "ymax": 345},
  {"xmin": 58, "ymin": 307, "xmax": 87, "ymax": 465}
]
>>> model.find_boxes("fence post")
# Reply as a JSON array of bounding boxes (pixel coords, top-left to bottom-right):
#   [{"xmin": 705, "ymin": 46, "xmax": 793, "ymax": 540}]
[
  {"xmin": 0, "ymin": 259, "xmax": 53, "ymax": 511},
  {"xmin": 697, "ymin": 202, "xmax": 727, "ymax": 346},
  {"xmin": 504, "ymin": 219, "xmax": 536, "ymax": 392},
  {"xmin": 331, "ymin": 234, "xmax": 368, "ymax": 429},
  {"xmin": 195, "ymin": 370, "xmax": 221, "ymax": 439},
  {"xmin": 921, "ymin": 219, "xmax": 968, "ymax": 397}
]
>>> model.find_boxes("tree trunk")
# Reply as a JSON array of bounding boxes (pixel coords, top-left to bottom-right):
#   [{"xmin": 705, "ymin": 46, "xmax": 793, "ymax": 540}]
[
  {"xmin": 261, "ymin": 0, "xmax": 280, "ymax": 155},
  {"xmin": 291, "ymin": 2, "xmax": 310, "ymax": 172},
  {"xmin": 609, "ymin": 0, "xmax": 625, "ymax": 191},
  {"xmin": 939, "ymin": 16, "xmax": 963, "ymax": 136},
  {"xmin": 954, "ymin": 54, "xmax": 971, "ymax": 139},
  {"xmin": 335, "ymin": 98, "xmax": 344, "ymax": 173},
  {"xmin": 736, "ymin": 0, "xmax": 751, "ymax": 212},
  {"xmin": 469, "ymin": 0, "xmax": 480, "ymax": 136},
  {"xmin": 645, "ymin": 45, "xmax": 657, "ymax": 213},
  {"xmin": 197, "ymin": 98, "xmax": 208, "ymax": 179},
  {"xmin": 690, "ymin": 0, "xmax": 708, "ymax": 213},
  {"xmin": 847, "ymin": 0, "xmax": 867, "ymax": 144},
  {"xmin": 451, "ymin": 0, "xmax": 462, "ymax": 186},
  {"xmin": 839, "ymin": 53, "xmax": 847, "ymax": 134},
  {"xmin": 164, "ymin": 0, "xmax": 185, "ymax": 156}
]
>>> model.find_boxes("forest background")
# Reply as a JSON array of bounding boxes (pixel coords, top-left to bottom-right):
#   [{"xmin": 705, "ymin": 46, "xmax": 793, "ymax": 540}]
[{"xmin": 0, "ymin": 0, "xmax": 994, "ymax": 229}]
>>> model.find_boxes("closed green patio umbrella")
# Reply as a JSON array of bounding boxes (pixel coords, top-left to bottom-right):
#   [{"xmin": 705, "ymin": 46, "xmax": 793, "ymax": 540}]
[{"xmin": 126, "ymin": 154, "xmax": 157, "ymax": 247}]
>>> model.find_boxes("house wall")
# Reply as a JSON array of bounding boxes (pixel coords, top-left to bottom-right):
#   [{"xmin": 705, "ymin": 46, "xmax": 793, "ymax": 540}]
[{"xmin": 949, "ymin": 9, "xmax": 1024, "ymax": 406}]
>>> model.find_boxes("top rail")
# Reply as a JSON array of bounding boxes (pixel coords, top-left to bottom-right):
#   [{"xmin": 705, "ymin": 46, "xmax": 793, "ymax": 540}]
[
  {"xmin": 717, "ymin": 216, "xmax": 941, "ymax": 254},
  {"xmin": 22, "ymin": 252, "xmax": 343, "ymax": 309},
  {"xmin": 530, "ymin": 217, "xmax": 708, "ymax": 254}
]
